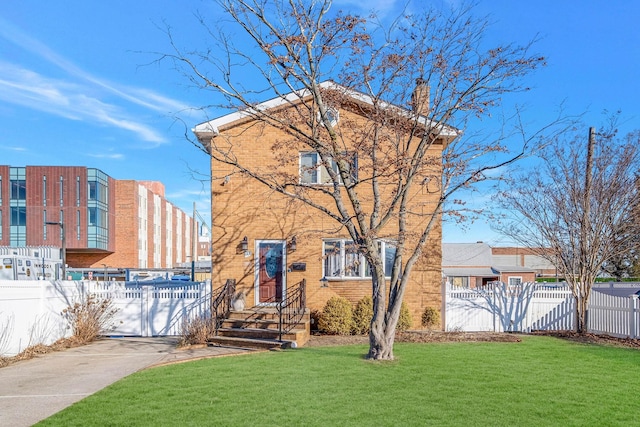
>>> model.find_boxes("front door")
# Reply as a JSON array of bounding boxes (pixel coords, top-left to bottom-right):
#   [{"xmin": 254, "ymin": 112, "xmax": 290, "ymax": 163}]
[{"xmin": 256, "ymin": 241, "xmax": 285, "ymax": 303}]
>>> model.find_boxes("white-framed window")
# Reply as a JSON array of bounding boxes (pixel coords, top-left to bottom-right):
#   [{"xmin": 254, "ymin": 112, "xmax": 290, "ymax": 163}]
[
  {"xmin": 508, "ymin": 276, "xmax": 522, "ymax": 286},
  {"xmin": 318, "ymin": 107, "xmax": 339, "ymax": 127},
  {"xmin": 299, "ymin": 152, "xmax": 357, "ymax": 185},
  {"xmin": 322, "ymin": 239, "xmax": 396, "ymax": 279},
  {"xmin": 449, "ymin": 276, "xmax": 469, "ymax": 287}
]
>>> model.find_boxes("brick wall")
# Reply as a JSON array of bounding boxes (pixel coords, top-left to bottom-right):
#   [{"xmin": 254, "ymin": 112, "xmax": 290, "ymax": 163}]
[{"xmin": 206, "ymin": 106, "xmax": 444, "ymax": 328}]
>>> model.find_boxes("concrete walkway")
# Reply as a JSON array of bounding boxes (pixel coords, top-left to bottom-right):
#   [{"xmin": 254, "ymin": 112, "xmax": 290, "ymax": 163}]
[{"xmin": 0, "ymin": 337, "xmax": 253, "ymax": 426}]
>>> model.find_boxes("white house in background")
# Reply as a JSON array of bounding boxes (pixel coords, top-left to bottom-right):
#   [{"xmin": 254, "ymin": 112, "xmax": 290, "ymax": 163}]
[{"xmin": 443, "ymin": 242, "xmax": 537, "ymax": 287}]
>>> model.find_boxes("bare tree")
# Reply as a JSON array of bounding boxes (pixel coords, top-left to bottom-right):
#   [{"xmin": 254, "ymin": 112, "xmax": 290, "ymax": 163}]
[
  {"xmin": 496, "ymin": 126, "xmax": 640, "ymax": 333},
  {"xmin": 161, "ymin": 0, "xmax": 569, "ymax": 359}
]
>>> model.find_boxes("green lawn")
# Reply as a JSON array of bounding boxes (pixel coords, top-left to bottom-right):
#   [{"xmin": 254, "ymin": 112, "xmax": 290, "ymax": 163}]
[{"xmin": 38, "ymin": 336, "xmax": 640, "ymax": 426}]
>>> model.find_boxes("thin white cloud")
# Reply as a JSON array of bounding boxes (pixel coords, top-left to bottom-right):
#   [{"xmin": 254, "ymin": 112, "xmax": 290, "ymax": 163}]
[
  {"xmin": 86, "ymin": 152, "xmax": 124, "ymax": 160},
  {"xmin": 0, "ymin": 16, "xmax": 191, "ymax": 142},
  {"xmin": 0, "ymin": 62, "xmax": 167, "ymax": 143},
  {"xmin": 0, "ymin": 145, "xmax": 27, "ymax": 152},
  {"xmin": 0, "ymin": 16, "xmax": 190, "ymax": 114}
]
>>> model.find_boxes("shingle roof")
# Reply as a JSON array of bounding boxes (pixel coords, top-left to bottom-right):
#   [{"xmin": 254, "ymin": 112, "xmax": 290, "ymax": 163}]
[{"xmin": 442, "ymin": 243, "xmax": 493, "ymax": 267}]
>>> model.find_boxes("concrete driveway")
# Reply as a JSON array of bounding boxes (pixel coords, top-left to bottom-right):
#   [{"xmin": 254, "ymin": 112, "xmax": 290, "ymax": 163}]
[{"xmin": 0, "ymin": 337, "xmax": 252, "ymax": 426}]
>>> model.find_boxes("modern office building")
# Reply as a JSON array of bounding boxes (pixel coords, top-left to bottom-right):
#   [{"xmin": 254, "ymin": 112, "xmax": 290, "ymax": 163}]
[{"xmin": 0, "ymin": 166, "xmax": 196, "ymax": 270}]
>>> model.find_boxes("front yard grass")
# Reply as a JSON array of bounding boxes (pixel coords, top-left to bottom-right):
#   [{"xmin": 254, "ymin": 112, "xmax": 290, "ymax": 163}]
[{"xmin": 38, "ymin": 335, "xmax": 640, "ymax": 426}]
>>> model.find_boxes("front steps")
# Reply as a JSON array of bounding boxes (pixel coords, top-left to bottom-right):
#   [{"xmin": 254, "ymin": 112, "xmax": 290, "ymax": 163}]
[{"xmin": 208, "ymin": 307, "xmax": 310, "ymax": 350}]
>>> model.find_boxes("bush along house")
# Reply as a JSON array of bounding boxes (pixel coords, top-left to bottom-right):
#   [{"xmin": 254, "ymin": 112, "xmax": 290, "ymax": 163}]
[{"xmin": 193, "ymin": 81, "xmax": 456, "ymax": 347}]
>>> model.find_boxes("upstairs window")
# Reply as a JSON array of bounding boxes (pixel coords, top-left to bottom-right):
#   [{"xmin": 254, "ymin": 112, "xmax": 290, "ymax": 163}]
[
  {"xmin": 10, "ymin": 179, "xmax": 26, "ymax": 200},
  {"xmin": 299, "ymin": 152, "xmax": 357, "ymax": 185}
]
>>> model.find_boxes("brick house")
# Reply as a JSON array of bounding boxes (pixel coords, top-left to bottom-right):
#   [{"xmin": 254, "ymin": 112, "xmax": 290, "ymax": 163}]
[
  {"xmin": 193, "ymin": 81, "xmax": 452, "ymax": 329},
  {"xmin": 491, "ymin": 246, "xmax": 557, "ymax": 279},
  {"xmin": 443, "ymin": 242, "xmax": 537, "ymax": 287}
]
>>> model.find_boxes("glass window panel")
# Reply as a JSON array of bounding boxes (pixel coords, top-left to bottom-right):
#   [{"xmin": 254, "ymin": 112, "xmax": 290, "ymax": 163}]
[
  {"xmin": 88, "ymin": 182, "xmax": 97, "ymax": 200},
  {"xmin": 384, "ymin": 244, "xmax": 397, "ymax": 276},
  {"xmin": 451, "ymin": 276, "xmax": 469, "ymax": 287},
  {"xmin": 344, "ymin": 241, "xmax": 361, "ymax": 277},
  {"xmin": 300, "ymin": 152, "xmax": 318, "ymax": 184},
  {"xmin": 10, "ymin": 180, "xmax": 26, "ymax": 200},
  {"xmin": 323, "ymin": 241, "xmax": 342, "ymax": 277},
  {"xmin": 10, "ymin": 206, "xmax": 26, "ymax": 226},
  {"xmin": 88, "ymin": 207, "xmax": 97, "ymax": 226}
]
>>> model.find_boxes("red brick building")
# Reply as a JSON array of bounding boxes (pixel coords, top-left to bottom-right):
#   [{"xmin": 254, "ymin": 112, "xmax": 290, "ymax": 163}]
[{"xmin": 0, "ymin": 166, "xmax": 195, "ymax": 269}]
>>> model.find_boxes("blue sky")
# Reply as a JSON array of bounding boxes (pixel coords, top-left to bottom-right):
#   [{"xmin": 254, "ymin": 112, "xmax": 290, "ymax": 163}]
[{"xmin": 1, "ymin": 1, "xmax": 638, "ymax": 245}]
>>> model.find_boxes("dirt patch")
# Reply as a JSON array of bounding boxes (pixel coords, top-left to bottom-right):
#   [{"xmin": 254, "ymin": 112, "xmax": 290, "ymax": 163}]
[
  {"xmin": 531, "ymin": 330, "xmax": 640, "ymax": 349},
  {"xmin": 306, "ymin": 331, "xmax": 522, "ymax": 347},
  {"xmin": 307, "ymin": 330, "xmax": 640, "ymax": 349}
]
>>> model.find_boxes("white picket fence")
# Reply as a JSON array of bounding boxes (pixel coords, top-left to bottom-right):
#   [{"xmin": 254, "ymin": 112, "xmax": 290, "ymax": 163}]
[
  {"xmin": 446, "ymin": 282, "xmax": 640, "ymax": 339},
  {"xmin": 0, "ymin": 280, "xmax": 211, "ymax": 357}
]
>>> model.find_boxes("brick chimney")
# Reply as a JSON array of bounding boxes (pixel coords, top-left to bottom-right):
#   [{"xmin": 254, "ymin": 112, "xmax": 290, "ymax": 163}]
[{"xmin": 411, "ymin": 78, "xmax": 430, "ymax": 116}]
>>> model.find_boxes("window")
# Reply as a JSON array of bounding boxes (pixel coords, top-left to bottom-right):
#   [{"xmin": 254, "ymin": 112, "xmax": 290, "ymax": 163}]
[
  {"xmin": 11, "ymin": 206, "xmax": 26, "ymax": 226},
  {"xmin": 300, "ymin": 152, "xmax": 357, "ymax": 184},
  {"xmin": 450, "ymin": 276, "xmax": 469, "ymax": 287},
  {"xmin": 76, "ymin": 176, "xmax": 80, "ymax": 206},
  {"xmin": 318, "ymin": 107, "xmax": 339, "ymax": 127},
  {"xmin": 43, "ymin": 211, "xmax": 47, "ymax": 240},
  {"xmin": 59, "ymin": 176, "xmax": 64, "ymax": 206},
  {"xmin": 508, "ymin": 277, "xmax": 522, "ymax": 286},
  {"xmin": 43, "ymin": 176, "xmax": 47, "ymax": 206},
  {"xmin": 323, "ymin": 239, "xmax": 396, "ymax": 279},
  {"xmin": 0, "ymin": 175, "xmax": 3, "ymax": 206},
  {"xmin": 87, "ymin": 169, "xmax": 110, "ymax": 250},
  {"xmin": 88, "ymin": 181, "xmax": 97, "ymax": 200},
  {"xmin": 10, "ymin": 179, "xmax": 26, "ymax": 200}
]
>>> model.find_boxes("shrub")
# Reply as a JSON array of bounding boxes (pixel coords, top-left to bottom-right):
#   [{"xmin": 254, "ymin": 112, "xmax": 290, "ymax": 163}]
[
  {"xmin": 61, "ymin": 294, "xmax": 120, "ymax": 344},
  {"xmin": 396, "ymin": 302, "xmax": 412, "ymax": 331},
  {"xmin": 318, "ymin": 296, "xmax": 353, "ymax": 335},
  {"xmin": 179, "ymin": 315, "xmax": 215, "ymax": 347},
  {"xmin": 352, "ymin": 296, "xmax": 373, "ymax": 335},
  {"xmin": 421, "ymin": 306, "xmax": 441, "ymax": 330}
]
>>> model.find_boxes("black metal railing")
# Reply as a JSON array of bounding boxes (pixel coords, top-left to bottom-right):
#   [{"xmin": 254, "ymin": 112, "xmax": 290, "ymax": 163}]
[
  {"xmin": 277, "ymin": 279, "xmax": 306, "ymax": 341},
  {"xmin": 211, "ymin": 279, "xmax": 235, "ymax": 335}
]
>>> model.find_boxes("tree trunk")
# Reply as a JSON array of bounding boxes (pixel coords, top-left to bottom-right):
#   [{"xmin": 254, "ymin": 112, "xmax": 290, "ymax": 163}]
[
  {"xmin": 575, "ymin": 295, "xmax": 587, "ymax": 334},
  {"xmin": 367, "ymin": 319, "xmax": 396, "ymax": 360}
]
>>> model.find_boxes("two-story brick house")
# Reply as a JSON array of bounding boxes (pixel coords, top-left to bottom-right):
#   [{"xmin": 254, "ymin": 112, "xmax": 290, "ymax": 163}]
[{"xmin": 193, "ymin": 81, "xmax": 452, "ymax": 328}]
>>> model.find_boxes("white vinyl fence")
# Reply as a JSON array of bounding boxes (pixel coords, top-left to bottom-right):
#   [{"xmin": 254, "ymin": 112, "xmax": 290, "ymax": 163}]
[
  {"xmin": 0, "ymin": 280, "xmax": 211, "ymax": 357},
  {"xmin": 446, "ymin": 282, "xmax": 640, "ymax": 339},
  {"xmin": 588, "ymin": 289, "xmax": 640, "ymax": 338}
]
